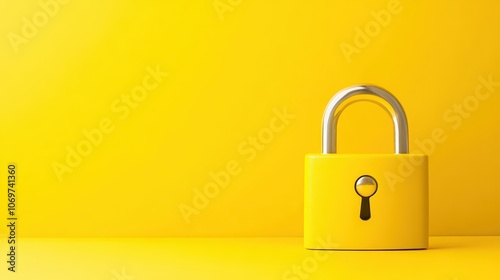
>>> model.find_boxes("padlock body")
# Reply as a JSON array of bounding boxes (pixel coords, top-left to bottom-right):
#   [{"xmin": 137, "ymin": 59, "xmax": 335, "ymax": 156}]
[{"xmin": 304, "ymin": 154, "xmax": 428, "ymax": 250}]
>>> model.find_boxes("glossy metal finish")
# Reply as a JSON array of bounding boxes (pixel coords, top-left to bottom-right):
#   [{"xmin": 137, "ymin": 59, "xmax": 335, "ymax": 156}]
[{"xmin": 322, "ymin": 85, "xmax": 409, "ymax": 154}]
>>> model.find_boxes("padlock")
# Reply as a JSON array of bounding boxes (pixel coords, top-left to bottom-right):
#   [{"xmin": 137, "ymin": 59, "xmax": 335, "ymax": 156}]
[{"xmin": 304, "ymin": 85, "xmax": 428, "ymax": 250}]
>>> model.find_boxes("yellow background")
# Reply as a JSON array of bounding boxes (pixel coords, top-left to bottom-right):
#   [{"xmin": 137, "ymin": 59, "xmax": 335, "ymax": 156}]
[{"xmin": 1, "ymin": 0, "xmax": 499, "ymax": 238}]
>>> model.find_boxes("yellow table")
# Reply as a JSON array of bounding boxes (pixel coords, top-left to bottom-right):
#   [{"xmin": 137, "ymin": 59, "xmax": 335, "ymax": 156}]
[{"xmin": 2, "ymin": 237, "xmax": 498, "ymax": 279}]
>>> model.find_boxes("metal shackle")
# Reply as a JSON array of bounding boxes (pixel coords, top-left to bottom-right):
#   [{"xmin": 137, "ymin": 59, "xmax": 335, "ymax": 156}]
[{"xmin": 322, "ymin": 85, "xmax": 409, "ymax": 154}]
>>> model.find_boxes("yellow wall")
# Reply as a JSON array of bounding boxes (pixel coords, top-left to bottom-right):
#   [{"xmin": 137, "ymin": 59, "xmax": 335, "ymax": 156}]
[{"xmin": 1, "ymin": 0, "xmax": 499, "ymax": 237}]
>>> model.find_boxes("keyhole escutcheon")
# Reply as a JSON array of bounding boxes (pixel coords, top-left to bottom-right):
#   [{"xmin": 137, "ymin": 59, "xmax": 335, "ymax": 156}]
[{"xmin": 355, "ymin": 175, "xmax": 378, "ymax": 221}]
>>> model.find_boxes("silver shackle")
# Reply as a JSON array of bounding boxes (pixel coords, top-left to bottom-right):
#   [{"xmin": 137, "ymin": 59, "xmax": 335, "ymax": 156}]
[{"xmin": 322, "ymin": 85, "xmax": 409, "ymax": 154}]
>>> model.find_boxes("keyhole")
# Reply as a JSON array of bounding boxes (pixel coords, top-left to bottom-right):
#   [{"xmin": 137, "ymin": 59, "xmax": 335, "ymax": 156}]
[{"xmin": 355, "ymin": 175, "xmax": 378, "ymax": 221}]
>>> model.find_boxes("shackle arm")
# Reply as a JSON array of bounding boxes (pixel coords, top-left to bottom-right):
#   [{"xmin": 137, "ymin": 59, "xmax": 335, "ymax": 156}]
[{"xmin": 322, "ymin": 85, "xmax": 409, "ymax": 154}]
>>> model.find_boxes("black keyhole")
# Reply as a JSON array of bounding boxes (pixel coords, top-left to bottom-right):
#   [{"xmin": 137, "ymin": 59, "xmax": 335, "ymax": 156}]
[
  {"xmin": 360, "ymin": 197, "xmax": 371, "ymax": 221},
  {"xmin": 355, "ymin": 175, "xmax": 378, "ymax": 221}
]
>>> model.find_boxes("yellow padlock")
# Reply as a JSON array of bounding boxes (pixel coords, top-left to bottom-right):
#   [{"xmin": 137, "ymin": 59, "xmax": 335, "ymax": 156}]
[{"xmin": 304, "ymin": 85, "xmax": 428, "ymax": 250}]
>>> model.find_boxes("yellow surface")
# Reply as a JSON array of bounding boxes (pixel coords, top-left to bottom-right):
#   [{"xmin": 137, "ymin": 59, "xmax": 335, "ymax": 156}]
[
  {"xmin": 1, "ymin": 0, "xmax": 500, "ymax": 238},
  {"xmin": 355, "ymin": 183, "xmax": 377, "ymax": 197},
  {"xmin": 305, "ymin": 154, "xmax": 428, "ymax": 249},
  {"xmin": 0, "ymin": 237, "xmax": 498, "ymax": 279}
]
